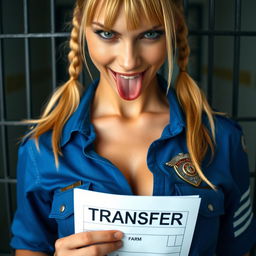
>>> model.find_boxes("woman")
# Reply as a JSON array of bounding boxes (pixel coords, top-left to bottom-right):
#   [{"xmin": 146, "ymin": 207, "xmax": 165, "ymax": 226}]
[{"xmin": 11, "ymin": 0, "xmax": 255, "ymax": 255}]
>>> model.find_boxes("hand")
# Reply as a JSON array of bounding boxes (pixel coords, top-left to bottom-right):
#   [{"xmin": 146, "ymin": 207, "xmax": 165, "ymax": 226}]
[{"xmin": 54, "ymin": 230, "xmax": 123, "ymax": 256}]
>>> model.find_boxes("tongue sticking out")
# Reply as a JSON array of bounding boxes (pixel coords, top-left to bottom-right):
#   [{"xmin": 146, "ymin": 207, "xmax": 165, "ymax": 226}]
[{"xmin": 116, "ymin": 73, "xmax": 143, "ymax": 100}]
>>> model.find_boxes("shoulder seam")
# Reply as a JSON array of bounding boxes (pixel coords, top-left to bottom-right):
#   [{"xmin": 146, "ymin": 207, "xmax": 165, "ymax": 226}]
[{"xmin": 28, "ymin": 140, "xmax": 41, "ymax": 184}]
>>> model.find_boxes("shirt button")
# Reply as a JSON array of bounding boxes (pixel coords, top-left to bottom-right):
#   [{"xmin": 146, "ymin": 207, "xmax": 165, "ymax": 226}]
[
  {"xmin": 60, "ymin": 205, "xmax": 66, "ymax": 213},
  {"xmin": 208, "ymin": 204, "xmax": 214, "ymax": 212}
]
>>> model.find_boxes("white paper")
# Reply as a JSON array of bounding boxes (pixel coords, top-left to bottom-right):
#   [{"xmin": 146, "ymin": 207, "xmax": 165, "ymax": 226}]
[{"xmin": 74, "ymin": 189, "xmax": 201, "ymax": 256}]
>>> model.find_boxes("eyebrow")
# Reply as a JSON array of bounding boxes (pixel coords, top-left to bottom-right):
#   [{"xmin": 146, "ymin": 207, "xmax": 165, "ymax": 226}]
[{"xmin": 91, "ymin": 22, "xmax": 163, "ymax": 34}]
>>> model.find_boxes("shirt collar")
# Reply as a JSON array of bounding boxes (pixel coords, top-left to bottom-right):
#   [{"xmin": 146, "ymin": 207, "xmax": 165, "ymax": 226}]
[
  {"xmin": 157, "ymin": 75, "xmax": 185, "ymax": 137},
  {"xmin": 60, "ymin": 75, "xmax": 185, "ymax": 147},
  {"xmin": 60, "ymin": 79, "xmax": 99, "ymax": 147}
]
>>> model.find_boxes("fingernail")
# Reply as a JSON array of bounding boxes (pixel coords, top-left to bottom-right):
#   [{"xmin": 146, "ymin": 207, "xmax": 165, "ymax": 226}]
[
  {"xmin": 117, "ymin": 240, "xmax": 123, "ymax": 248},
  {"xmin": 114, "ymin": 231, "xmax": 123, "ymax": 239}
]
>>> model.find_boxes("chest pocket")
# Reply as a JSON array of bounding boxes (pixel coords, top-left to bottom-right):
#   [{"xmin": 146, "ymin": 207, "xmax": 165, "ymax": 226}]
[
  {"xmin": 175, "ymin": 184, "xmax": 224, "ymax": 255},
  {"xmin": 49, "ymin": 182, "xmax": 91, "ymax": 237},
  {"xmin": 175, "ymin": 183, "xmax": 224, "ymax": 217}
]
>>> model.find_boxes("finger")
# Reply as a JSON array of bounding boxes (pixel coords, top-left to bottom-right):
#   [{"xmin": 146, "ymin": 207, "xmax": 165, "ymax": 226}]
[
  {"xmin": 77, "ymin": 240, "xmax": 123, "ymax": 256},
  {"xmin": 56, "ymin": 230, "xmax": 123, "ymax": 250}
]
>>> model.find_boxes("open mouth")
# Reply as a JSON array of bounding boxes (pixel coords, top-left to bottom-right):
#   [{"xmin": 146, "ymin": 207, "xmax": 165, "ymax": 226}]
[
  {"xmin": 109, "ymin": 69, "xmax": 147, "ymax": 81},
  {"xmin": 108, "ymin": 68, "xmax": 147, "ymax": 100}
]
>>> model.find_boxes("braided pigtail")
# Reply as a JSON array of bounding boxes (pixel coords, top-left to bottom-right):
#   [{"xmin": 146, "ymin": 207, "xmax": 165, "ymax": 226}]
[
  {"xmin": 27, "ymin": 4, "xmax": 83, "ymax": 166},
  {"xmin": 174, "ymin": 3, "xmax": 216, "ymax": 189}
]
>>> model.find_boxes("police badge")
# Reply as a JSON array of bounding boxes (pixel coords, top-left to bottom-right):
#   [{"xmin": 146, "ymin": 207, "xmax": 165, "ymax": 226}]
[{"xmin": 166, "ymin": 153, "xmax": 202, "ymax": 187}]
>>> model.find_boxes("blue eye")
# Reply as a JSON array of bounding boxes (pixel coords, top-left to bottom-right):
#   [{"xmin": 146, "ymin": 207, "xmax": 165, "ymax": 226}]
[
  {"xmin": 95, "ymin": 30, "xmax": 115, "ymax": 40},
  {"xmin": 143, "ymin": 30, "xmax": 164, "ymax": 40}
]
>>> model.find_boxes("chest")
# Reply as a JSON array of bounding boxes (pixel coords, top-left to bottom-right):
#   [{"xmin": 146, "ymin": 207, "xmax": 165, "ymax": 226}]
[
  {"xmin": 50, "ymin": 140, "xmax": 225, "ymax": 256},
  {"xmin": 92, "ymin": 113, "xmax": 169, "ymax": 195}
]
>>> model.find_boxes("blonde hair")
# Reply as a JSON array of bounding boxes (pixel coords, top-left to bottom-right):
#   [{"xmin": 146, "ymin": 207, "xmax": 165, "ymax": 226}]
[{"xmin": 27, "ymin": 0, "xmax": 216, "ymax": 188}]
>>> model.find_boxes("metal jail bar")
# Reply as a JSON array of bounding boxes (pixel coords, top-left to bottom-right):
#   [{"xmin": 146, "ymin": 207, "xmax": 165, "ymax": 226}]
[
  {"xmin": 0, "ymin": 0, "xmax": 256, "ymax": 255},
  {"xmin": 207, "ymin": 0, "xmax": 215, "ymax": 105},
  {"xmin": 0, "ymin": 0, "xmax": 13, "ymax": 247},
  {"xmin": 50, "ymin": 0, "xmax": 57, "ymax": 91},
  {"xmin": 232, "ymin": 0, "xmax": 241, "ymax": 119},
  {"xmin": 23, "ymin": 0, "xmax": 31, "ymax": 119}
]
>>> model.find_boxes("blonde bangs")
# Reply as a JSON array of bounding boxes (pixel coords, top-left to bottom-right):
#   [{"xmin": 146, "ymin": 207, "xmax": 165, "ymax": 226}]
[
  {"xmin": 84, "ymin": 0, "xmax": 165, "ymax": 30},
  {"xmin": 124, "ymin": 0, "xmax": 165, "ymax": 30}
]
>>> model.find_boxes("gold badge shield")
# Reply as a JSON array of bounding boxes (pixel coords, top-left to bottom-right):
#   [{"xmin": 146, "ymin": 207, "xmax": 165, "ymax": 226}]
[{"xmin": 166, "ymin": 153, "xmax": 202, "ymax": 187}]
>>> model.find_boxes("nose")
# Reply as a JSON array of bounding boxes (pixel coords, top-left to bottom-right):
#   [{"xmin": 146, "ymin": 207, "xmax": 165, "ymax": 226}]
[{"xmin": 118, "ymin": 41, "xmax": 141, "ymax": 71}]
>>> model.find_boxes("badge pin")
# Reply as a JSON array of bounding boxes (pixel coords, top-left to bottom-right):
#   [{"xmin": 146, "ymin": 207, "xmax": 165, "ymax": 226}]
[{"xmin": 166, "ymin": 153, "xmax": 202, "ymax": 187}]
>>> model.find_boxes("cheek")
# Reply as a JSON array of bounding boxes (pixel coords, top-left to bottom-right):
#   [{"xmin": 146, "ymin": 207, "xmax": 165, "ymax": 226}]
[
  {"xmin": 86, "ymin": 36, "xmax": 113, "ymax": 67},
  {"xmin": 142, "ymin": 42, "xmax": 167, "ymax": 67}
]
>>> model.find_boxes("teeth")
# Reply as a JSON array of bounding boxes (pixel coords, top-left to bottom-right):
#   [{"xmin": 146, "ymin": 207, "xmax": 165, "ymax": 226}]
[{"xmin": 120, "ymin": 75, "xmax": 140, "ymax": 80}]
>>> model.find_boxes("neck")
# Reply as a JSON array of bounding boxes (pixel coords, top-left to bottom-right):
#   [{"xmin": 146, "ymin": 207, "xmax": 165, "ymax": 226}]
[{"xmin": 92, "ymin": 75, "xmax": 168, "ymax": 119}]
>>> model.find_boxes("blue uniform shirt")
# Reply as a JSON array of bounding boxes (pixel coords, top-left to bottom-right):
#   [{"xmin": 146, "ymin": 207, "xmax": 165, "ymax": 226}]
[{"xmin": 11, "ymin": 76, "xmax": 256, "ymax": 255}]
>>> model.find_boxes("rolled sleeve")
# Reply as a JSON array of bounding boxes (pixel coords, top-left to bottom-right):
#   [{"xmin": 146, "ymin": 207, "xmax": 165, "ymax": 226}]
[
  {"xmin": 216, "ymin": 130, "xmax": 256, "ymax": 255},
  {"xmin": 10, "ymin": 139, "xmax": 57, "ymax": 253}
]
